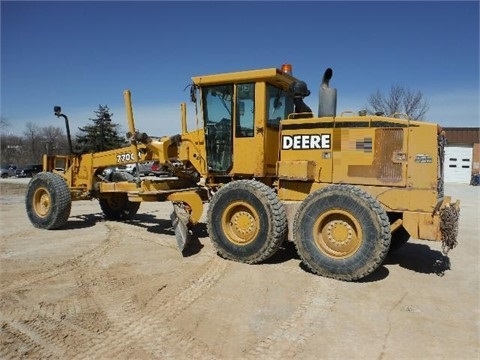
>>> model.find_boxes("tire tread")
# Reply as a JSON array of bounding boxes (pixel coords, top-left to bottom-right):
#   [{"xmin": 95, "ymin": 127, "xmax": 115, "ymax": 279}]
[
  {"xmin": 207, "ymin": 180, "xmax": 287, "ymax": 264},
  {"xmin": 25, "ymin": 172, "xmax": 71, "ymax": 229},
  {"xmin": 293, "ymin": 184, "xmax": 391, "ymax": 281}
]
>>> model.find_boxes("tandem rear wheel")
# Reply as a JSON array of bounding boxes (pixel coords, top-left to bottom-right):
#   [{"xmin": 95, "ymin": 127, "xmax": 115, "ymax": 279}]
[
  {"xmin": 207, "ymin": 180, "xmax": 287, "ymax": 264},
  {"xmin": 293, "ymin": 184, "xmax": 391, "ymax": 281}
]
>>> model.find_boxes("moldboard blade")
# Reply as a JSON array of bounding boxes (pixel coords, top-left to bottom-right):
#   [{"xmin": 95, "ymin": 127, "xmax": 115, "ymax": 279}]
[{"xmin": 170, "ymin": 205, "xmax": 190, "ymax": 252}]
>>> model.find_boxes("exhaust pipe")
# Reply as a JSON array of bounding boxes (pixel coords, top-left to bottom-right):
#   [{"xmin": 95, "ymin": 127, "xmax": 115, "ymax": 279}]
[{"xmin": 318, "ymin": 68, "xmax": 337, "ymax": 118}]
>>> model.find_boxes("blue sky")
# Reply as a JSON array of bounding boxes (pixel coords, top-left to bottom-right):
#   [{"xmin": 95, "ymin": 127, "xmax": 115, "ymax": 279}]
[{"xmin": 1, "ymin": 1, "xmax": 479, "ymax": 138}]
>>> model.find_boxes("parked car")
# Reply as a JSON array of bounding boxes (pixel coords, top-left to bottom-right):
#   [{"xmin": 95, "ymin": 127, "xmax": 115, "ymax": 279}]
[
  {"xmin": 115, "ymin": 161, "xmax": 154, "ymax": 177},
  {"xmin": 17, "ymin": 164, "xmax": 43, "ymax": 178},
  {"xmin": 150, "ymin": 161, "xmax": 170, "ymax": 177},
  {"xmin": 0, "ymin": 165, "xmax": 17, "ymax": 178}
]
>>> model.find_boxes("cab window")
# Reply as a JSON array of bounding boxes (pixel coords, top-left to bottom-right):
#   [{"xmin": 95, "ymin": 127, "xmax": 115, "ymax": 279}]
[
  {"xmin": 236, "ymin": 83, "xmax": 255, "ymax": 137},
  {"xmin": 266, "ymin": 84, "xmax": 294, "ymax": 128}
]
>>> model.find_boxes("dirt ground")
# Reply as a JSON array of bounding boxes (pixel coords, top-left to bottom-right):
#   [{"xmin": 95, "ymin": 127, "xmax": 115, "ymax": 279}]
[{"xmin": 0, "ymin": 179, "xmax": 478, "ymax": 360}]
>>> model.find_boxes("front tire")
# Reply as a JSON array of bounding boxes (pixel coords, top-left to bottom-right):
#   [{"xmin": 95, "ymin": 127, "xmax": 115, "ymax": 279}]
[
  {"xmin": 25, "ymin": 172, "xmax": 71, "ymax": 229},
  {"xmin": 207, "ymin": 180, "xmax": 287, "ymax": 264},
  {"xmin": 293, "ymin": 184, "xmax": 391, "ymax": 281}
]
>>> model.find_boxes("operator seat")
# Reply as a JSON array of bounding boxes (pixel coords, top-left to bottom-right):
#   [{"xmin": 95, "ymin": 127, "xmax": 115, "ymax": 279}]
[{"xmin": 290, "ymin": 80, "xmax": 313, "ymax": 119}]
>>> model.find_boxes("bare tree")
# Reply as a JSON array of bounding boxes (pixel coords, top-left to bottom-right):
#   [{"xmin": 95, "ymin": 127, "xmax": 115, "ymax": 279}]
[
  {"xmin": 1, "ymin": 121, "xmax": 70, "ymax": 166},
  {"xmin": 23, "ymin": 122, "xmax": 43, "ymax": 163},
  {"xmin": 1, "ymin": 117, "xmax": 23, "ymax": 165},
  {"xmin": 40, "ymin": 126, "xmax": 67, "ymax": 155},
  {"xmin": 0, "ymin": 133, "xmax": 23, "ymax": 166},
  {"xmin": 367, "ymin": 85, "xmax": 429, "ymax": 120},
  {"xmin": 0, "ymin": 116, "xmax": 10, "ymax": 134}
]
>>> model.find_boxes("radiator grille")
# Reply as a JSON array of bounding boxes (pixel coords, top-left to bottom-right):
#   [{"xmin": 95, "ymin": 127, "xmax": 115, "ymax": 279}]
[{"xmin": 375, "ymin": 128, "xmax": 403, "ymax": 183}]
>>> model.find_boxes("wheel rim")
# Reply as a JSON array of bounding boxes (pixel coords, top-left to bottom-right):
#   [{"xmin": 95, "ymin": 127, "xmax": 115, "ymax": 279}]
[
  {"xmin": 313, "ymin": 209, "xmax": 363, "ymax": 258},
  {"xmin": 221, "ymin": 201, "xmax": 260, "ymax": 245},
  {"xmin": 33, "ymin": 187, "xmax": 51, "ymax": 218}
]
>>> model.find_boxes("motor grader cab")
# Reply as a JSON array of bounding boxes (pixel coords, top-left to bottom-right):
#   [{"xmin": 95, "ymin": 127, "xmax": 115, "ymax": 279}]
[
  {"xmin": 191, "ymin": 66, "xmax": 297, "ymax": 180},
  {"xmin": 25, "ymin": 64, "xmax": 460, "ymax": 281}
]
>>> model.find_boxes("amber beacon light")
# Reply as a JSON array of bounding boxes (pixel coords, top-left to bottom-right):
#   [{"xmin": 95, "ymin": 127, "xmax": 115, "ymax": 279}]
[{"xmin": 281, "ymin": 63, "xmax": 293, "ymax": 75}]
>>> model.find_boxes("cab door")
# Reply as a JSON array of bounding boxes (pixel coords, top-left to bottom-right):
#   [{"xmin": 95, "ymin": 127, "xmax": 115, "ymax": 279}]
[
  {"xmin": 230, "ymin": 82, "xmax": 261, "ymax": 175},
  {"xmin": 202, "ymin": 84, "xmax": 234, "ymax": 173},
  {"xmin": 231, "ymin": 82, "xmax": 294, "ymax": 177}
]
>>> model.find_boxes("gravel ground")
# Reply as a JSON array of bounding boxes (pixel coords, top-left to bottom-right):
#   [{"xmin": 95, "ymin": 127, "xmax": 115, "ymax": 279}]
[{"xmin": 0, "ymin": 179, "xmax": 478, "ymax": 359}]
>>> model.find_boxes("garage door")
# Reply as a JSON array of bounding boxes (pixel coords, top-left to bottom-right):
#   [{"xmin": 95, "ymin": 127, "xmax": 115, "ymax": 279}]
[{"xmin": 444, "ymin": 147, "xmax": 472, "ymax": 183}]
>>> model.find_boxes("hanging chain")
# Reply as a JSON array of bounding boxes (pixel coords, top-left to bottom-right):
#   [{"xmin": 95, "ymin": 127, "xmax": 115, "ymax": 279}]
[{"xmin": 440, "ymin": 203, "xmax": 460, "ymax": 255}]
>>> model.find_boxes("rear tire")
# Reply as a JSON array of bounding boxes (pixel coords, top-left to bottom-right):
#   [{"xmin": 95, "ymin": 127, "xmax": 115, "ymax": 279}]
[
  {"xmin": 99, "ymin": 171, "xmax": 140, "ymax": 220},
  {"xmin": 293, "ymin": 184, "xmax": 391, "ymax": 281},
  {"xmin": 25, "ymin": 172, "xmax": 71, "ymax": 229},
  {"xmin": 207, "ymin": 180, "xmax": 287, "ymax": 264}
]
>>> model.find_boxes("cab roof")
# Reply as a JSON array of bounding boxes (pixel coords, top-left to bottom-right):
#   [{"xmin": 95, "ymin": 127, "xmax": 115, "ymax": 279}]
[{"xmin": 191, "ymin": 67, "xmax": 297, "ymax": 89}]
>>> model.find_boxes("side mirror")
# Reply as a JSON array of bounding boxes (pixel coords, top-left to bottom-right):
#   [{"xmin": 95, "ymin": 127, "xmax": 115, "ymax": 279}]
[{"xmin": 53, "ymin": 105, "xmax": 74, "ymax": 155}]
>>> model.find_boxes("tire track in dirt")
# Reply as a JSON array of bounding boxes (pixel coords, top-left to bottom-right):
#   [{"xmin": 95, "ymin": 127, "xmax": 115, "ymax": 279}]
[
  {"xmin": 0, "ymin": 303, "xmax": 110, "ymax": 360},
  {"xmin": 0, "ymin": 217, "xmax": 218, "ymax": 360},
  {"xmin": 243, "ymin": 264, "xmax": 337, "ymax": 359},
  {"xmin": 0, "ymin": 229, "xmax": 37, "ymax": 263},
  {"xmin": 0, "ymin": 314, "xmax": 67, "ymax": 359},
  {"xmin": 0, "ymin": 229, "xmax": 38, "ymax": 243},
  {"xmin": 70, "ymin": 256, "xmax": 227, "ymax": 359},
  {"xmin": 0, "ymin": 222, "xmax": 126, "ymax": 293},
  {"xmin": 1, "ymin": 213, "xmax": 336, "ymax": 359},
  {"xmin": 2, "ymin": 289, "xmax": 110, "ymax": 336},
  {"xmin": 0, "ymin": 322, "xmax": 53, "ymax": 360},
  {"xmin": 0, "ymin": 222, "xmax": 122, "ymax": 359}
]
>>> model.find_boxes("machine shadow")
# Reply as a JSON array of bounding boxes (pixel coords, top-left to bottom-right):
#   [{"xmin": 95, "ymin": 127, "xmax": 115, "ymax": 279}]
[
  {"xmin": 265, "ymin": 241, "xmax": 451, "ymax": 282},
  {"xmin": 62, "ymin": 211, "xmax": 167, "ymax": 231},
  {"xmin": 356, "ymin": 243, "xmax": 450, "ymax": 283},
  {"xmin": 62, "ymin": 211, "xmax": 176, "ymax": 234},
  {"xmin": 264, "ymin": 241, "xmax": 301, "ymax": 264},
  {"xmin": 384, "ymin": 242, "xmax": 452, "ymax": 277},
  {"xmin": 62, "ymin": 211, "xmax": 208, "ymax": 257},
  {"xmin": 62, "ymin": 215, "xmax": 451, "ymax": 280},
  {"xmin": 134, "ymin": 215, "xmax": 209, "ymax": 257},
  {"xmin": 62, "ymin": 213, "xmax": 105, "ymax": 230}
]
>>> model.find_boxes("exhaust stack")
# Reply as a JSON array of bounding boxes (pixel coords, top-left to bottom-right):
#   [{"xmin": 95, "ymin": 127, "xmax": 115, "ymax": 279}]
[{"xmin": 318, "ymin": 68, "xmax": 337, "ymax": 118}]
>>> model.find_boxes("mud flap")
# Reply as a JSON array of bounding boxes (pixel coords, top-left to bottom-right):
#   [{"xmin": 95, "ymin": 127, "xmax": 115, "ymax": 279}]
[{"xmin": 170, "ymin": 204, "xmax": 190, "ymax": 252}]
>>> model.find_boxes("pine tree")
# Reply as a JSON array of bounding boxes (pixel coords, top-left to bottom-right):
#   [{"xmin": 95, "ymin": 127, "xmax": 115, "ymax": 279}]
[{"xmin": 75, "ymin": 105, "xmax": 127, "ymax": 153}]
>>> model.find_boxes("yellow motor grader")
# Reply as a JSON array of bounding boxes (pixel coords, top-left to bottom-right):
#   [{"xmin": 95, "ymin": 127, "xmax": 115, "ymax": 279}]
[{"xmin": 25, "ymin": 64, "xmax": 460, "ymax": 281}]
